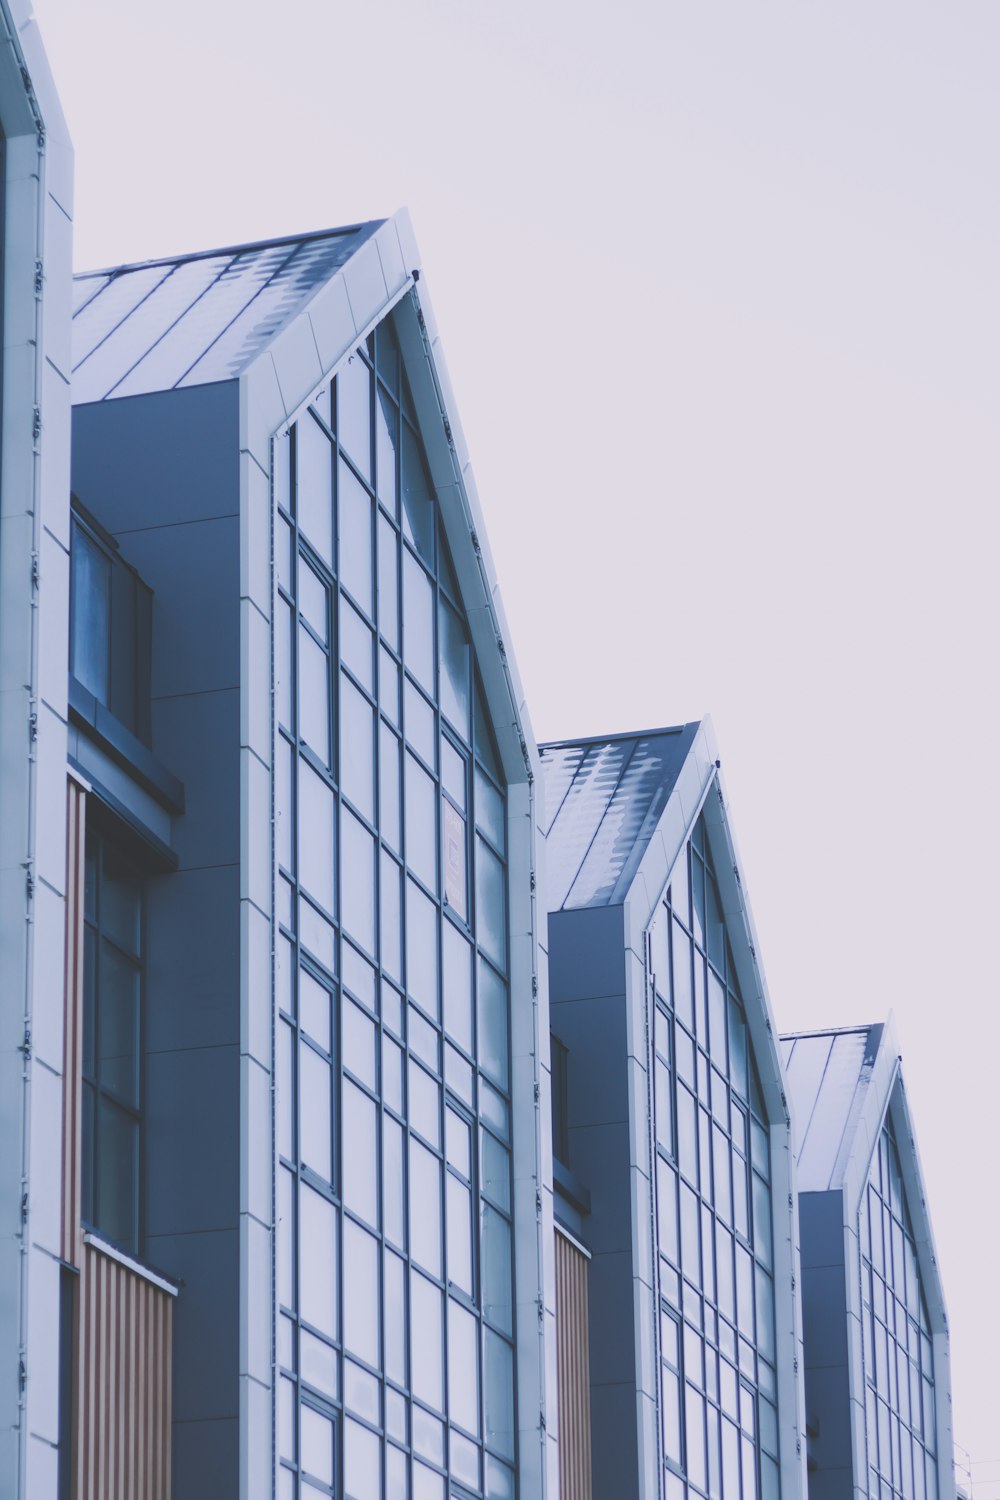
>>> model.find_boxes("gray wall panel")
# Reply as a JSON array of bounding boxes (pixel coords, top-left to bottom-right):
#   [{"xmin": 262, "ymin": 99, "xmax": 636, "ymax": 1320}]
[
  {"xmin": 799, "ymin": 1191, "xmax": 853, "ymax": 1500},
  {"xmin": 72, "ymin": 386, "xmax": 242, "ymax": 1494}
]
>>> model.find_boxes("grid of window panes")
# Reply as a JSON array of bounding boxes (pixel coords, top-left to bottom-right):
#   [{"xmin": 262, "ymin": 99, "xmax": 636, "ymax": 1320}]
[
  {"xmin": 273, "ymin": 318, "xmax": 517, "ymax": 1500},
  {"xmin": 648, "ymin": 813, "xmax": 779, "ymax": 1500},
  {"xmin": 859, "ymin": 1119, "xmax": 937, "ymax": 1500},
  {"xmin": 81, "ymin": 830, "xmax": 143, "ymax": 1256}
]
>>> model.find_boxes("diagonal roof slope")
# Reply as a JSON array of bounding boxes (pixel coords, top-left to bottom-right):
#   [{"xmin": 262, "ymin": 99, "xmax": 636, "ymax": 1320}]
[
  {"xmin": 539, "ymin": 722, "xmax": 701, "ymax": 911},
  {"xmin": 71, "ymin": 221, "xmax": 383, "ymax": 403},
  {"xmin": 780, "ymin": 1024, "xmax": 886, "ymax": 1192}
]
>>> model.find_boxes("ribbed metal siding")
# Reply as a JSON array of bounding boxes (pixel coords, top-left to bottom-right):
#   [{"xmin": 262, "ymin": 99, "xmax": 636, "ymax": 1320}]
[
  {"xmin": 62, "ymin": 777, "xmax": 86, "ymax": 1267},
  {"xmin": 77, "ymin": 1242, "xmax": 173, "ymax": 1500},
  {"xmin": 555, "ymin": 1228, "xmax": 593, "ymax": 1500}
]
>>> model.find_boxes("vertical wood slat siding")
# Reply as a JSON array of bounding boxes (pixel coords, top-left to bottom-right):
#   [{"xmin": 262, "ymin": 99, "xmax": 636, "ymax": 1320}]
[
  {"xmin": 76, "ymin": 1241, "xmax": 172, "ymax": 1500},
  {"xmin": 62, "ymin": 778, "xmax": 86, "ymax": 1268},
  {"xmin": 555, "ymin": 1229, "xmax": 593, "ymax": 1500}
]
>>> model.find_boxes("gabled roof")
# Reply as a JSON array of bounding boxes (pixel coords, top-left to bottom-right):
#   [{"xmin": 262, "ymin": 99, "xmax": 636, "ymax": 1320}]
[
  {"xmin": 539, "ymin": 722, "xmax": 701, "ymax": 911},
  {"xmin": 71, "ymin": 222, "xmax": 383, "ymax": 403},
  {"xmin": 780, "ymin": 1024, "xmax": 887, "ymax": 1193}
]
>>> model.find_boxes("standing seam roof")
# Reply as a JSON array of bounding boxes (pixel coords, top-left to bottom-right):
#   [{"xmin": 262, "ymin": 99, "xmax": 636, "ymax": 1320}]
[
  {"xmin": 70, "ymin": 222, "xmax": 384, "ymax": 403},
  {"xmin": 779, "ymin": 1025, "xmax": 884, "ymax": 1191},
  {"xmin": 539, "ymin": 723, "xmax": 700, "ymax": 911}
]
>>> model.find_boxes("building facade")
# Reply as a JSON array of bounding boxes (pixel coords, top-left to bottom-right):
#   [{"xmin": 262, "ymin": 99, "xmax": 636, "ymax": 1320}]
[
  {"xmin": 0, "ymin": 1, "xmax": 74, "ymax": 1493},
  {"xmin": 781, "ymin": 1024, "xmax": 955, "ymax": 1500},
  {"xmin": 539, "ymin": 724, "xmax": 808, "ymax": 1500}
]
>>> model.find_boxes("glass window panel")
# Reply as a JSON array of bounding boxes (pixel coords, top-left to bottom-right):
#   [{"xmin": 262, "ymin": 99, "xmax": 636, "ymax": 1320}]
[
  {"xmin": 485, "ymin": 1455, "xmax": 514, "ymax": 1500},
  {"xmin": 344, "ymin": 998, "xmax": 377, "ymax": 1091},
  {"xmin": 405, "ymin": 879, "xmax": 439, "ymax": 1018},
  {"xmin": 299, "ymin": 626, "xmax": 330, "ymax": 764},
  {"xmin": 477, "ymin": 958, "xmax": 508, "ymax": 1089},
  {"xmin": 379, "ymin": 723, "xmax": 401, "ymax": 851},
  {"xmin": 413, "ymin": 1406, "xmax": 445, "ymax": 1466},
  {"xmin": 447, "ymin": 1173, "xmax": 473, "ymax": 1297},
  {"xmin": 717, "ymin": 1221, "xmax": 735, "ymax": 1323},
  {"xmin": 446, "ymin": 1107, "xmax": 472, "ymax": 1179},
  {"xmin": 707, "ymin": 971, "xmax": 727, "ymax": 1065},
  {"xmin": 301, "ymin": 969, "xmax": 332, "ymax": 1053},
  {"xmin": 439, "ymin": 599, "xmax": 470, "ymax": 739},
  {"xmin": 736, "ymin": 1242, "xmax": 754, "ymax": 1337},
  {"xmin": 382, "ymin": 1035, "xmax": 404, "ymax": 1117},
  {"xmin": 343, "ymin": 1080, "xmax": 378, "ymax": 1227},
  {"xmin": 71, "ymin": 526, "xmax": 110, "ymax": 700},
  {"xmin": 483, "ymin": 1328, "xmax": 515, "ymax": 1460},
  {"xmin": 301, "ymin": 1404, "xmax": 334, "ymax": 1487},
  {"xmin": 451, "ymin": 1428, "xmax": 479, "ymax": 1490},
  {"xmin": 340, "ymin": 675, "xmax": 375, "ymax": 820},
  {"xmin": 753, "ymin": 1172, "xmax": 773, "ymax": 1269},
  {"xmin": 680, "ymin": 1180, "xmax": 700, "ymax": 1280},
  {"xmin": 480, "ymin": 1078, "xmax": 508, "ymax": 1139},
  {"xmin": 733, "ymin": 1148, "xmax": 749, "ymax": 1238},
  {"xmin": 410, "ymin": 1270, "xmax": 444, "ymax": 1410},
  {"xmin": 344, "ymin": 1359, "xmax": 380, "ymax": 1424},
  {"xmin": 299, "ymin": 561, "xmax": 329, "ymax": 642},
  {"xmin": 337, "ymin": 350, "xmax": 372, "ymax": 479},
  {"xmin": 405, "ymin": 752, "xmax": 438, "ymax": 894},
  {"xmin": 403, "ymin": 549, "xmax": 435, "ymax": 692},
  {"xmin": 481, "ymin": 1129, "xmax": 510, "ymax": 1213},
  {"xmin": 298, "ymin": 759, "xmax": 335, "ymax": 916},
  {"xmin": 300, "ymin": 1041, "xmax": 332, "ymax": 1183},
  {"xmin": 341, "ymin": 808, "xmax": 376, "ymax": 955},
  {"xmin": 339, "ymin": 463, "xmax": 374, "ymax": 621},
  {"xmin": 301, "ymin": 1329, "xmax": 338, "ymax": 1399},
  {"xmin": 442, "ymin": 921, "xmax": 473, "ymax": 1054},
  {"xmin": 375, "ymin": 387, "xmax": 398, "ymax": 516},
  {"xmin": 672, "ymin": 920, "xmax": 693, "ymax": 1028},
  {"xmin": 481, "ymin": 1202, "xmax": 513, "ymax": 1335},
  {"xmin": 385, "ymin": 1246, "xmax": 407, "ymax": 1387},
  {"xmin": 299, "ymin": 1182, "xmax": 337, "ymax": 1339},
  {"xmin": 445, "ymin": 1042, "xmax": 474, "ymax": 1107},
  {"xmin": 442, "ymin": 798, "xmax": 467, "ymax": 921},
  {"xmin": 686, "ymin": 1383, "xmax": 707, "ymax": 1491},
  {"xmin": 405, "ymin": 677, "xmax": 436, "ymax": 766},
  {"xmin": 657, "ymin": 1157, "xmax": 679, "ymax": 1263},
  {"xmin": 378, "ymin": 520, "xmax": 400, "ymax": 656},
  {"xmin": 448, "ymin": 1300, "xmax": 480, "ymax": 1436},
  {"xmin": 276, "ymin": 734, "xmax": 293, "ymax": 870},
  {"xmin": 408, "ymin": 1004, "xmax": 439, "ymax": 1072},
  {"xmin": 344, "ymin": 1416, "xmax": 380, "ymax": 1500},
  {"xmin": 474, "ymin": 767, "xmax": 504, "ymax": 852},
  {"xmin": 756, "ymin": 1263, "xmax": 775, "ymax": 1363},
  {"xmin": 409, "ymin": 1058, "xmax": 441, "ymax": 1147},
  {"xmin": 296, "ymin": 415, "xmax": 334, "ymax": 568},
  {"xmin": 409, "ymin": 1138, "xmax": 442, "ymax": 1276},
  {"xmin": 98, "ymin": 945, "xmax": 139, "ymax": 1105},
  {"xmin": 95, "ymin": 1099, "xmax": 137, "ymax": 1252},
  {"xmin": 379, "ymin": 645, "xmax": 400, "ymax": 726},
  {"xmin": 340, "ymin": 595, "xmax": 374, "ymax": 694},
  {"xmin": 475, "ymin": 837, "xmax": 506, "ymax": 970},
  {"xmin": 300, "ymin": 900, "xmax": 337, "ymax": 978},
  {"xmin": 383, "ymin": 1114, "xmax": 405, "ymax": 1249},
  {"xmin": 713, "ymin": 1124, "xmax": 732, "ymax": 1224},
  {"xmin": 386, "ymin": 1444, "xmax": 407, "ymax": 1498},
  {"xmin": 413, "ymin": 1461, "xmax": 444, "ymax": 1500},
  {"xmin": 442, "ymin": 739, "xmax": 466, "ymax": 811},
  {"xmin": 655, "ymin": 1056, "xmax": 672, "ymax": 1153},
  {"xmin": 662, "ymin": 1363, "xmax": 682, "ymax": 1462},
  {"xmin": 101, "ymin": 848, "xmax": 141, "ymax": 954},
  {"xmin": 379, "ymin": 850, "xmax": 402, "ymax": 982},
  {"xmin": 343, "ymin": 1218, "xmax": 380, "ymax": 1368},
  {"xmin": 676, "ymin": 1084, "xmax": 697, "ymax": 1182},
  {"xmin": 401, "ymin": 422, "xmax": 435, "ymax": 568}
]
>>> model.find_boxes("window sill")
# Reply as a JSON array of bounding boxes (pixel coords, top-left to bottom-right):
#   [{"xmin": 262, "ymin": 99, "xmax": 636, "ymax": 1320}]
[
  {"xmin": 69, "ymin": 676, "xmax": 185, "ymax": 814},
  {"xmin": 82, "ymin": 1232, "xmax": 180, "ymax": 1297}
]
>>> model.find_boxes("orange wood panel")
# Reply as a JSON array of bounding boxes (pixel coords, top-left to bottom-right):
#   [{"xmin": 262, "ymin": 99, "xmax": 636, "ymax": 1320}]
[{"xmin": 555, "ymin": 1228, "xmax": 593, "ymax": 1500}]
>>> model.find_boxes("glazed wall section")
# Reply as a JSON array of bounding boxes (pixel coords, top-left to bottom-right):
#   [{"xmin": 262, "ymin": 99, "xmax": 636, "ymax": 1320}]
[
  {"xmin": 799, "ymin": 1193, "xmax": 852, "ymax": 1500},
  {"xmin": 72, "ymin": 382, "xmax": 243, "ymax": 1493}
]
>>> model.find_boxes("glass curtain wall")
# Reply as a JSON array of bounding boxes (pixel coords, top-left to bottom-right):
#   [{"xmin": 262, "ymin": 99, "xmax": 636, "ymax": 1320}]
[
  {"xmin": 274, "ymin": 317, "xmax": 517, "ymax": 1500},
  {"xmin": 648, "ymin": 812, "xmax": 779, "ymax": 1500},
  {"xmin": 859, "ymin": 1119, "xmax": 937, "ymax": 1500}
]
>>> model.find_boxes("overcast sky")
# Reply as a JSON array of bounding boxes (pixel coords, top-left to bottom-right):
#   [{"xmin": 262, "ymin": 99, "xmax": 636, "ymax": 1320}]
[{"xmin": 33, "ymin": 0, "xmax": 1000, "ymax": 1481}]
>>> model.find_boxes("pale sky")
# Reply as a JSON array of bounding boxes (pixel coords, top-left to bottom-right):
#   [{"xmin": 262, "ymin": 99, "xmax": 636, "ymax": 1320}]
[{"xmin": 33, "ymin": 0, "xmax": 1000, "ymax": 1482}]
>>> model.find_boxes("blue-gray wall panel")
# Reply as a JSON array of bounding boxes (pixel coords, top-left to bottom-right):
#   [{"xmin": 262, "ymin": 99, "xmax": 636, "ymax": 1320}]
[
  {"xmin": 548, "ymin": 905, "xmax": 637, "ymax": 1500},
  {"xmin": 799, "ymin": 1191, "xmax": 853, "ymax": 1500},
  {"xmin": 72, "ymin": 385, "xmax": 242, "ymax": 1494}
]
